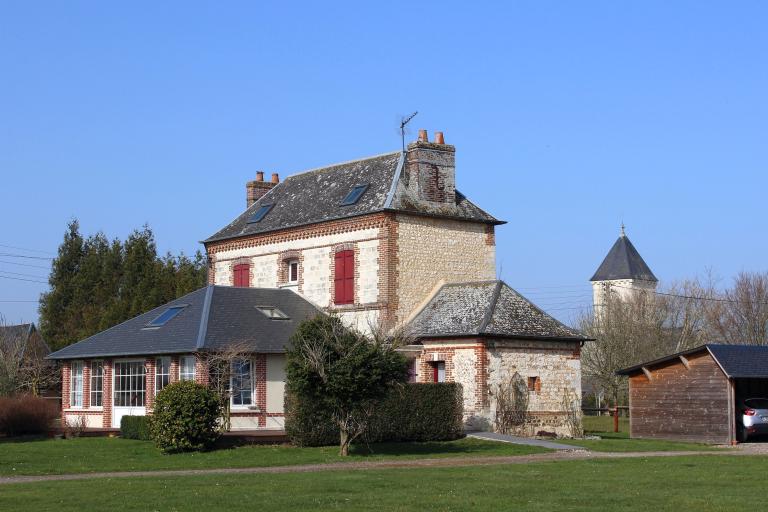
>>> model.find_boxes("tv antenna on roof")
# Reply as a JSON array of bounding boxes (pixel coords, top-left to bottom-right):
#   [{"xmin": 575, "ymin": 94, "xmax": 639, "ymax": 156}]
[{"xmin": 400, "ymin": 111, "xmax": 418, "ymax": 152}]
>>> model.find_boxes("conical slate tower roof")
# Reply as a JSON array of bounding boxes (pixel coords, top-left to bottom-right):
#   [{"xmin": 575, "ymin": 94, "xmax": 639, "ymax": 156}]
[{"xmin": 590, "ymin": 228, "xmax": 657, "ymax": 282}]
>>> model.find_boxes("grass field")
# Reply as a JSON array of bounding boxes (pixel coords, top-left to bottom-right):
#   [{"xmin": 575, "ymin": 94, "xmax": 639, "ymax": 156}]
[
  {"xmin": 582, "ymin": 414, "xmax": 630, "ymax": 433},
  {"xmin": 0, "ymin": 455, "xmax": 757, "ymax": 511},
  {"xmin": 0, "ymin": 437, "xmax": 548, "ymax": 477},
  {"xmin": 571, "ymin": 415, "xmax": 719, "ymax": 452}
]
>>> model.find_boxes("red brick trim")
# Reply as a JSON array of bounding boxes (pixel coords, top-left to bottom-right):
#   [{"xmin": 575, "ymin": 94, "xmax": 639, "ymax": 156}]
[
  {"xmin": 485, "ymin": 225, "xmax": 495, "ymax": 246},
  {"xmin": 207, "ymin": 213, "xmax": 390, "ymax": 256}
]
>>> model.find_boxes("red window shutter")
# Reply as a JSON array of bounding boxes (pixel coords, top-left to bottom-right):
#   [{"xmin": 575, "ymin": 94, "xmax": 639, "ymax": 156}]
[
  {"xmin": 233, "ymin": 264, "xmax": 250, "ymax": 288},
  {"xmin": 334, "ymin": 250, "xmax": 354, "ymax": 304}
]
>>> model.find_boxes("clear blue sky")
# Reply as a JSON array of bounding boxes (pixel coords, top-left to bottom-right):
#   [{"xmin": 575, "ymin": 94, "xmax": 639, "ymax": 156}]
[{"xmin": 1, "ymin": 1, "xmax": 766, "ymax": 326}]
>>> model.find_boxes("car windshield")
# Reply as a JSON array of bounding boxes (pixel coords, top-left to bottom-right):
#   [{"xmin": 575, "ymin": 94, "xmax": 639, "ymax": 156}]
[{"xmin": 744, "ymin": 398, "xmax": 768, "ymax": 409}]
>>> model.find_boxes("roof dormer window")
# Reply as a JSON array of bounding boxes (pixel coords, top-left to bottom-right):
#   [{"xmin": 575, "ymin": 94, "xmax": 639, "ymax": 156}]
[
  {"xmin": 340, "ymin": 184, "xmax": 368, "ymax": 206},
  {"xmin": 145, "ymin": 305, "xmax": 186, "ymax": 328},
  {"xmin": 248, "ymin": 204, "xmax": 274, "ymax": 223},
  {"xmin": 256, "ymin": 306, "xmax": 290, "ymax": 320}
]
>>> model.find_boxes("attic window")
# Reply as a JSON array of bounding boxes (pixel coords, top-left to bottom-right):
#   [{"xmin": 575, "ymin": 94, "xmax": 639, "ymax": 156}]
[
  {"xmin": 256, "ymin": 306, "xmax": 289, "ymax": 320},
  {"xmin": 146, "ymin": 306, "xmax": 186, "ymax": 328},
  {"xmin": 248, "ymin": 204, "xmax": 274, "ymax": 223},
  {"xmin": 340, "ymin": 184, "xmax": 369, "ymax": 206}
]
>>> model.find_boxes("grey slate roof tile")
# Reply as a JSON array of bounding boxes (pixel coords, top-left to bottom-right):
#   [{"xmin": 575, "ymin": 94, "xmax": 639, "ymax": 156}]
[
  {"xmin": 590, "ymin": 234, "xmax": 657, "ymax": 282},
  {"xmin": 407, "ymin": 280, "xmax": 589, "ymax": 341},
  {"xmin": 205, "ymin": 151, "xmax": 501, "ymax": 244},
  {"xmin": 706, "ymin": 344, "xmax": 768, "ymax": 379},
  {"xmin": 47, "ymin": 286, "xmax": 322, "ymax": 360}
]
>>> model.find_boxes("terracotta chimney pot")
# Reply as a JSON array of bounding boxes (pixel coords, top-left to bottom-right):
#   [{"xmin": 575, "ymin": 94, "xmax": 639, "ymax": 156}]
[
  {"xmin": 418, "ymin": 129, "xmax": 428, "ymax": 142},
  {"xmin": 256, "ymin": 171, "xmax": 264, "ymax": 182},
  {"xmin": 271, "ymin": 173, "xmax": 280, "ymax": 184},
  {"xmin": 434, "ymin": 131, "xmax": 445, "ymax": 144}
]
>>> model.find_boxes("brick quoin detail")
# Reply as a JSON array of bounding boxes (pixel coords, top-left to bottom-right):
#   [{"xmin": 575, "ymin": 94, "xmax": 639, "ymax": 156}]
[{"xmin": 102, "ymin": 360, "xmax": 112, "ymax": 427}]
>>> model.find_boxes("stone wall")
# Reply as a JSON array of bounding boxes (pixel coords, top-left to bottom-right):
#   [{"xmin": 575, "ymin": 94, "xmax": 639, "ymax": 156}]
[
  {"xmin": 592, "ymin": 278, "xmax": 657, "ymax": 311},
  {"xmin": 486, "ymin": 340, "xmax": 582, "ymax": 436},
  {"xmin": 208, "ymin": 215, "xmax": 391, "ymax": 333},
  {"xmin": 417, "ymin": 338, "xmax": 582, "ymax": 436},
  {"xmin": 395, "ymin": 215, "xmax": 496, "ymax": 324}
]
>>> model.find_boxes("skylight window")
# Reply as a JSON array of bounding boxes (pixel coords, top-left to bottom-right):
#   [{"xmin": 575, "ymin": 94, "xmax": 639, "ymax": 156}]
[
  {"xmin": 146, "ymin": 306, "xmax": 186, "ymax": 328},
  {"xmin": 340, "ymin": 184, "xmax": 369, "ymax": 206},
  {"xmin": 248, "ymin": 204, "xmax": 274, "ymax": 223},
  {"xmin": 256, "ymin": 306, "xmax": 290, "ymax": 320}
]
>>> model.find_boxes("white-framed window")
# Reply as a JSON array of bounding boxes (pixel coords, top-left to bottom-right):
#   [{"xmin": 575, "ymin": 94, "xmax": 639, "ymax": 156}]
[
  {"xmin": 113, "ymin": 360, "xmax": 146, "ymax": 407},
  {"xmin": 180, "ymin": 355, "xmax": 196, "ymax": 381},
  {"xmin": 70, "ymin": 361, "xmax": 84, "ymax": 408},
  {"xmin": 155, "ymin": 357, "xmax": 171, "ymax": 393},
  {"xmin": 230, "ymin": 358, "xmax": 253, "ymax": 407},
  {"xmin": 287, "ymin": 259, "xmax": 299, "ymax": 284},
  {"xmin": 90, "ymin": 361, "xmax": 103, "ymax": 407}
]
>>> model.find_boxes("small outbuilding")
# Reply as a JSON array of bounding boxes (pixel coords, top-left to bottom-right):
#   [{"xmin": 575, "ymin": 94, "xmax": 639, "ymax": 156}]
[{"xmin": 617, "ymin": 344, "xmax": 768, "ymax": 444}]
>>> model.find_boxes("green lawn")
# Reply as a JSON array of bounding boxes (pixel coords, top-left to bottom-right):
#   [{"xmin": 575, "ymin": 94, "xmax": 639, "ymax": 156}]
[
  {"xmin": 0, "ymin": 436, "xmax": 548, "ymax": 477},
  {"xmin": 558, "ymin": 431, "xmax": 718, "ymax": 452},
  {"xmin": 571, "ymin": 415, "xmax": 719, "ymax": 452},
  {"xmin": 582, "ymin": 414, "xmax": 630, "ymax": 433},
  {"xmin": 0, "ymin": 455, "xmax": 759, "ymax": 511}
]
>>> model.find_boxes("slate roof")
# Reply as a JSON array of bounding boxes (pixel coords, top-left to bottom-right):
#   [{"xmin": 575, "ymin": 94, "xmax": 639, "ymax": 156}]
[
  {"xmin": 406, "ymin": 280, "xmax": 590, "ymax": 341},
  {"xmin": 617, "ymin": 344, "xmax": 768, "ymax": 379},
  {"xmin": 205, "ymin": 151, "xmax": 502, "ymax": 244},
  {"xmin": 590, "ymin": 233, "xmax": 657, "ymax": 282},
  {"xmin": 47, "ymin": 286, "xmax": 322, "ymax": 360}
]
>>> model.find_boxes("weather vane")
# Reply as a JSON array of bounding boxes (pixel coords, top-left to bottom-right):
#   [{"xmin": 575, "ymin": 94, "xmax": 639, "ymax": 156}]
[{"xmin": 400, "ymin": 111, "xmax": 418, "ymax": 152}]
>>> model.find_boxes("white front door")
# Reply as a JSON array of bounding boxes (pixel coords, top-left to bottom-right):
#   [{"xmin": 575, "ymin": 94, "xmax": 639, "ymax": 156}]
[{"xmin": 112, "ymin": 360, "xmax": 147, "ymax": 428}]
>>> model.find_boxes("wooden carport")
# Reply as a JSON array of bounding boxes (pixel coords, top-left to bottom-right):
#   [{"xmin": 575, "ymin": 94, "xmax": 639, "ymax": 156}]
[{"xmin": 617, "ymin": 344, "xmax": 768, "ymax": 444}]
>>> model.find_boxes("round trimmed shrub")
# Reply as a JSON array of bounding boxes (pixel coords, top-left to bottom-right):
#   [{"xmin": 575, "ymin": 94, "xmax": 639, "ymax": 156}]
[{"xmin": 149, "ymin": 381, "xmax": 222, "ymax": 452}]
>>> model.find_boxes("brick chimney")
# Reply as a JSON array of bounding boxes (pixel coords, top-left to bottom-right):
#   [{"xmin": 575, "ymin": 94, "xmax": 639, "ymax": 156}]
[
  {"xmin": 404, "ymin": 130, "xmax": 456, "ymax": 206},
  {"xmin": 246, "ymin": 171, "xmax": 278, "ymax": 208}
]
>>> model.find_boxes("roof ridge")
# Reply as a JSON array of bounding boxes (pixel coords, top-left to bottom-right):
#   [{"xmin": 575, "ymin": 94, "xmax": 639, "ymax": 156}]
[
  {"xmin": 281, "ymin": 151, "xmax": 401, "ymax": 180},
  {"xmin": 440, "ymin": 279, "xmax": 501, "ymax": 288},
  {"xmin": 195, "ymin": 285, "xmax": 214, "ymax": 349},
  {"xmin": 479, "ymin": 281, "xmax": 504, "ymax": 334}
]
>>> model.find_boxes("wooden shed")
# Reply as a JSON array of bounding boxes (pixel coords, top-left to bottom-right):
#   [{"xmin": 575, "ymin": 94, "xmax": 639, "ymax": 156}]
[{"xmin": 617, "ymin": 344, "xmax": 768, "ymax": 444}]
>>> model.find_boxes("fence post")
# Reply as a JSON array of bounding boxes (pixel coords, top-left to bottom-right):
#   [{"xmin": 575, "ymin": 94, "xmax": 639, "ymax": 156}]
[{"xmin": 613, "ymin": 405, "xmax": 619, "ymax": 433}]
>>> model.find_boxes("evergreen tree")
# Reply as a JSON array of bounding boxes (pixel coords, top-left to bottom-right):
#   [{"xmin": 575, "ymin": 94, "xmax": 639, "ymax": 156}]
[
  {"xmin": 39, "ymin": 220, "xmax": 208, "ymax": 350},
  {"xmin": 39, "ymin": 220, "xmax": 85, "ymax": 350}
]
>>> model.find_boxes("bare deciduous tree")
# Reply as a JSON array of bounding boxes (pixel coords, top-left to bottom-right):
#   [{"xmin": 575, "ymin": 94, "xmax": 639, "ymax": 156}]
[
  {"xmin": 492, "ymin": 372, "xmax": 530, "ymax": 435},
  {"xmin": 707, "ymin": 272, "xmax": 768, "ymax": 346},
  {"xmin": 199, "ymin": 341, "xmax": 255, "ymax": 431}
]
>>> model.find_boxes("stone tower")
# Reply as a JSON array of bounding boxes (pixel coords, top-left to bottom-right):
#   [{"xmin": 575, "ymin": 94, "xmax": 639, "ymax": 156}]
[{"xmin": 590, "ymin": 225, "xmax": 658, "ymax": 312}]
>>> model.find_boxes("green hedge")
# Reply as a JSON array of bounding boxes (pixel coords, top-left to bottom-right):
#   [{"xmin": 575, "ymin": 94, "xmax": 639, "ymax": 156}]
[
  {"xmin": 286, "ymin": 383, "xmax": 464, "ymax": 447},
  {"xmin": 120, "ymin": 415, "xmax": 151, "ymax": 440}
]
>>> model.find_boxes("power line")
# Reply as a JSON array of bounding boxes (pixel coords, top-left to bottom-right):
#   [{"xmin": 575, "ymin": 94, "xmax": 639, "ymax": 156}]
[
  {"xmin": 0, "ymin": 300, "xmax": 40, "ymax": 303},
  {"xmin": 611, "ymin": 284, "xmax": 768, "ymax": 306},
  {"xmin": 0, "ymin": 253, "xmax": 54, "ymax": 261},
  {"xmin": 0, "ymin": 243, "xmax": 55, "ymax": 255},
  {"xmin": 0, "ymin": 270, "xmax": 48, "ymax": 279},
  {"xmin": 0, "ymin": 274, "xmax": 48, "ymax": 285},
  {"xmin": 0, "ymin": 259, "xmax": 51, "ymax": 270}
]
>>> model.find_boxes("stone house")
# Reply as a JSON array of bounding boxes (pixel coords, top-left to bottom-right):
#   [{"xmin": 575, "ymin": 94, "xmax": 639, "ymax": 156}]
[{"xmin": 49, "ymin": 130, "xmax": 587, "ymax": 435}]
